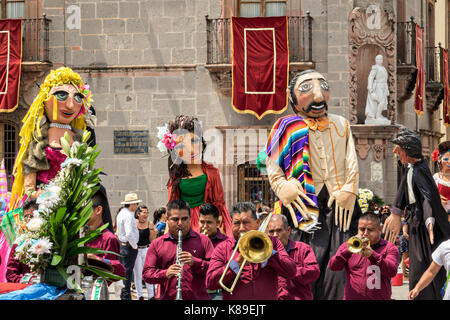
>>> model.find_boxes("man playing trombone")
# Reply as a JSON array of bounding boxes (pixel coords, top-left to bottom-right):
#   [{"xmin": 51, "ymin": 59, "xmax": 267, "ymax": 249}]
[
  {"xmin": 206, "ymin": 202, "xmax": 296, "ymax": 300},
  {"xmin": 328, "ymin": 212, "xmax": 399, "ymax": 300},
  {"xmin": 142, "ymin": 199, "xmax": 214, "ymax": 300}
]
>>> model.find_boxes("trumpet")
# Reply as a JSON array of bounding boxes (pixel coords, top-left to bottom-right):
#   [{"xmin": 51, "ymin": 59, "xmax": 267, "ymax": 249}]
[
  {"xmin": 175, "ymin": 229, "xmax": 183, "ymax": 300},
  {"xmin": 200, "ymin": 228, "xmax": 208, "ymax": 236},
  {"xmin": 347, "ymin": 236, "xmax": 369, "ymax": 253},
  {"xmin": 219, "ymin": 212, "xmax": 274, "ymax": 294}
]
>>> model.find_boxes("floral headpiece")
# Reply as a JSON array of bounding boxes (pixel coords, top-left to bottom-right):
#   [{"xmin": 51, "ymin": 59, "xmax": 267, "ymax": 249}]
[
  {"xmin": 156, "ymin": 124, "xmax": 178, "ymax": 153},
  {"xmin": 432, "ymin": 148, "xmax": 440, "ymax": 162},
  {"xmin": 75, "ymin": 83, "xmax": 93, "ymax": 117}
]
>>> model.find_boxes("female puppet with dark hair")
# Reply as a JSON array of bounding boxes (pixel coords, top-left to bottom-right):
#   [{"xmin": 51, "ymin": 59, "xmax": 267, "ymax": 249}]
[
  {"xmin": 156, "ymin": 115, "xmax": 232, "ymax": 237},
  {"xmin": 431, "ymin": 140, "xmax": 450, "ymax": 218}
]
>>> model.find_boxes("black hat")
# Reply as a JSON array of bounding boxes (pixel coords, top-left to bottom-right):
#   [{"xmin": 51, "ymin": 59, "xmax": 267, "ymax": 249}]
[{"xmin": 390, "ymin": 127, "xmax": 422, "ymax": 158}]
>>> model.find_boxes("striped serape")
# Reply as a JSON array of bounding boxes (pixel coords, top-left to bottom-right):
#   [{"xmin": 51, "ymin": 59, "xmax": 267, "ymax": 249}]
[{"xmin": 266, "ymin": 115, "xmax": 320, "ymax": 232}]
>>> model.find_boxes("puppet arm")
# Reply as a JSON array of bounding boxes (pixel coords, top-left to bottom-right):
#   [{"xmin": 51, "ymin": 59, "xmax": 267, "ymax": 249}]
[
  {"xmin": 266, "ymin": 157, "xmax": 316, "ymax": 227},
  {"xmin": 24, "ymin": 173, "xmax": 45, "ymax": 199},
  {"xmin": 327, "ymin": 120, "xmax": 359, "ymax": 232}
]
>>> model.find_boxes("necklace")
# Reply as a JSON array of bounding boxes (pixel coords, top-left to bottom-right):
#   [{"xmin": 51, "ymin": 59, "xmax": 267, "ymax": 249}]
[{"xmin": 50, "ymin": 123, "xmax": 72, "ymax": 130}]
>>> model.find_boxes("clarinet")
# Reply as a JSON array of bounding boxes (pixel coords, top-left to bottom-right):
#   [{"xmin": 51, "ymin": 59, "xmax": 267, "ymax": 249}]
[{"xmin": 175, "ymin": 229, "xmax": 183, "ymax": 300}]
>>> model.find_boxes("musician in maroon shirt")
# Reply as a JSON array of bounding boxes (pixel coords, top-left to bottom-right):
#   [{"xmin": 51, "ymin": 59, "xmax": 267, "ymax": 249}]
[
  {"xmin": 266, "ymin": 214, "xmax": 320, "ymax": 300},
  {"xmin": 206, "ymin": 201, "xmax": 297, "ymax": 300},
  {"xmin": 142, "ymin": 199, "xmax": 214, "ymax": 300},
  {"xmin": 329, "ymin": 212, "xmax": 399, "ymax": 300},
  {"xmin": 199, "ymin": 203, "xmax": 229, "ymax": 248}
]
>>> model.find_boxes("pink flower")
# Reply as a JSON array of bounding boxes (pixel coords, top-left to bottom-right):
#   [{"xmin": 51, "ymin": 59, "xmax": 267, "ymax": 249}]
[{"xmin": 162, "ymin": 133, "xmax": 177, "ymax": 150}]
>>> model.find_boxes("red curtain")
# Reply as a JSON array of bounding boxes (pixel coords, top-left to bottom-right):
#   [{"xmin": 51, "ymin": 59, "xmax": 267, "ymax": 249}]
[
  {"xmin": 0, "ymin": 19, "xmax": 22, "ymax": 113},
  {"xmin": 443, "ymin": 48, "xmax": 450, "ymax": 126},
  {"xmin": 232, "ymin": 16, "xmax": 289, "ymax": 119},
  {"xmin": 414, "ymin": 24, "xmax": 424, "ymax": 117}
]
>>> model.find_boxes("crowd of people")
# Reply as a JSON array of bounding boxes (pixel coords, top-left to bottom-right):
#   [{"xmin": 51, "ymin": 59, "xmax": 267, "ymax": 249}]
[{"xmin": 0, "ymin": 67, "xmax": 450, "ymax": 301}]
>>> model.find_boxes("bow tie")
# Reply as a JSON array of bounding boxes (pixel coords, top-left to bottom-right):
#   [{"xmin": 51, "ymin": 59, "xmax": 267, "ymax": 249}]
[{"xmin": 304, "ymin": 117, "xmax": 329, "ymax": 131}]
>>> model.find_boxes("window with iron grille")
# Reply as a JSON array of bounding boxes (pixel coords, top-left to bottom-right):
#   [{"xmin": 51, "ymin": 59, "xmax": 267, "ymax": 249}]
[
  {"xmin": 0, "ymin": 122, "xmax": 18, "ymax": 191},
  {"xmin": 237, "ymin": 162, "xmax": 278, "ymax": 210},
  {"xmin": 237, "ymin": 0, "xmax": 287, "ymax": 17}
]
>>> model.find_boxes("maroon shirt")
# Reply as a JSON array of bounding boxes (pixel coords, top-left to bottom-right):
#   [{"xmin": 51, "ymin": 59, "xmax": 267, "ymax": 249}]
[
  {"xmin": 142, "ymin": 230, "xmax": 214, "ymax": 300},
  {"xmin": 206, "ymin": 236, "xmax": 297, "ymax": 300},
  {"xmin": 210, "ymin": 230, "xmax": 228, "ymax": 248},
  {"xmin": 6, "ymin": 244, "xmax": 31, "ymax": 283},
  {"xmin": 87, "ymin": 228, "xmax": 126, "ymax": 278},
  {"xmin": 329, "ymin": 238, "xmax": 399, "ymax": 300},
  {"xmin": 278, "ymin": 239, "xmax": 320, "ymax": 300}
]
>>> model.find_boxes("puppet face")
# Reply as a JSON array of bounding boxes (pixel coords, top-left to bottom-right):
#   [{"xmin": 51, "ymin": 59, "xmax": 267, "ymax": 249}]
[
  {"xmin": 44, "ymin": 84, "xmax": 84, "ymax": 125},
  {"xmin": 173, "ymin": 132, "xmax": 203, "ymax": 165},
  {"xmin": 441, "ymin": 151, "xmax": 450, "ymax": 170},
  {"xmin": 289, "ymin": 71, "xmax": 330, "ymax": 118},
  {"xmin": 393, "ymin": 145, "xmax": 408, "ymax": 165}
]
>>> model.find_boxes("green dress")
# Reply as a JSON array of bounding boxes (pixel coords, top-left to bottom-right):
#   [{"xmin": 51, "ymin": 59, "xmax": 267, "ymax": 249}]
[{"xmin": 178, "ymin": 174, "xmax": 207, "ymax": 208}]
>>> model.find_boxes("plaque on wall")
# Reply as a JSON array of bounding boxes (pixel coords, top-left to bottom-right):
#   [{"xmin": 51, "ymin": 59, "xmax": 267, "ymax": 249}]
[
  {"xmin": 114, "ymin": 130, "xmax": 149, "ymax": 154},
  {"xmin": 370, "ymin": 161, "xmax": 383, "ymax": 182}
]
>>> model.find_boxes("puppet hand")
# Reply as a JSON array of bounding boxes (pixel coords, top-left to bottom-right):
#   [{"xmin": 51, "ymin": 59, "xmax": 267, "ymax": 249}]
[
  {"xmin": 279, "ymin": 178, "xmax": 316, "ymax": 227},
  {"xmin": 427, "ymin": 223, "xmax": 434, "ymax": 245},
  {"xmin": 328, "ymin": 191, "xmax": 356, "ymax": 232},
  {"xmin": 382, "ymin": 214, "xmax": 402, "ymax": 243}
]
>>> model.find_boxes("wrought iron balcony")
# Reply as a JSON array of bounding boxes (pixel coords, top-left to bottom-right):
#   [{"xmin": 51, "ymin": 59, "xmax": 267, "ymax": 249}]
[
  {"xmin": 396, "ymin": 17, "xmax": 418, "ymax": 104},
  {"xmin": 425, "ymin": 43, "xmax": 444, "ymax": 111},
  {"xmin": 206, "ymin": 14, "xmax": 313, "ymax": 65},
  {"xmin": 22, "ymin": 15, "xmax": 51, "ymax": 63}
]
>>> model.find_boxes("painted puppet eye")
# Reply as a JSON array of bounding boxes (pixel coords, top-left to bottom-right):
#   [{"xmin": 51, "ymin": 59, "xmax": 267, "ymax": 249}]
[
  {"xmin": 74, "ymin": 93, "xmax": 84, "ymax": 103},
  {"xmin": 320, "ymin": 81, "xmax": 329, "ymax": 91},
  {"xmin": 298, "ymin": 82, "xmax": 312, "ymax": 92},
  {"xmin": 54, "ymin": 91, "xmax": 69, "ymax": 101}
]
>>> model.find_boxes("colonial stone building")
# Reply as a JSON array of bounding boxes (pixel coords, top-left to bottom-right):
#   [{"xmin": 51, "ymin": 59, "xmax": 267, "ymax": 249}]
[{"xmin": 1, "ymin": 0, "xmax": 449, "ymax": 217}]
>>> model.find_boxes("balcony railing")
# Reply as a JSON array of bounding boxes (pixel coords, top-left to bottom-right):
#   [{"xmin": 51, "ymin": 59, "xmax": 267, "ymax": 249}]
[
  {"xmin": 425, "ymin": 44, "xmax": 443, "ymax": 84},
  {"xmin": 397, "ymin": 17, "xmax": 417, "ymax": 66},
  {"xmin": 206, "ymin": 14, "xmax": 313, "ymax": 65},
  {"xmin": 22, "ymin": 15, "xmax": 51, "ymax": 62}
]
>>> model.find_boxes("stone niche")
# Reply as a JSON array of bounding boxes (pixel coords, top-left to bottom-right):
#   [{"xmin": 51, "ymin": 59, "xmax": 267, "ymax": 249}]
[{"xmin": 348, "ymin": 5, "xmax": 396, "ymax": 124}]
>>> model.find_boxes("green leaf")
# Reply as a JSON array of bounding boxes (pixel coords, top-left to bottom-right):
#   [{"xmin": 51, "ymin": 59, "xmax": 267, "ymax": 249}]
[
  {"xmin": 50, "ymin": 255, "xmax": 62, "ymax": 266},
  {"xmin": 79, "ymin": 265, "xmax": 125, "ymax": 281},
  {"xmin": 60, "ymin": 224, "xmax": 68, "ymax": 263}
]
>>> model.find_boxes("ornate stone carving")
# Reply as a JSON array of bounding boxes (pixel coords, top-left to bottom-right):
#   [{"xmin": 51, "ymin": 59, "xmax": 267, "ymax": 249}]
[
  {"xmin": 355, "ymin": 138, "xmax": 371, "ymax": 159},
  {"xmin": 348, "ymin": 6, "xmax": 396, "ymax": 124},
  {"xmin": 372, "ymin": 138, "xmax": 386, "ymax": 162},
  {"xmin": 351, "ymin": 124, "xmax": 398, "ymax": 162}
]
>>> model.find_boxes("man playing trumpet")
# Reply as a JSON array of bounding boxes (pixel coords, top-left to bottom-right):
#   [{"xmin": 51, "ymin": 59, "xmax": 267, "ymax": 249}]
[
  {"xmin": 206, "ymin": 202, "xmax": 296, "ymax": 300},
  {"xmin": 199, "ymin": 203, "xmax": 229, "ymax": 248},
  {"xmin": 142, "ymin": 199, "xmax": 214, "ymax": 300},
  {"xmin": 328, "ymin": 212, "xmax": 399, "ymax": 300}
]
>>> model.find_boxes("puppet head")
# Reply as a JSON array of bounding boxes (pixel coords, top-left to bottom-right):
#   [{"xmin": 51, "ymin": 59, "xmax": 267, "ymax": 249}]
[
  {"xmin": 287, "ymin": 69, "xmax": 330, "ymax": 118},
  {"xmin": 10, "ymin": 67, "xmax": 93, "ymax": 206},
  {"xmin": 391, "ymin": 127, "xmax": 422, "ymax": 164},
  {"xmin": 432, "ymin": 140, "xmax": 450, "ymax": 171},
  {"xmin": 167, "ymin": 115, "xmax": 206, "ymax": 170}
]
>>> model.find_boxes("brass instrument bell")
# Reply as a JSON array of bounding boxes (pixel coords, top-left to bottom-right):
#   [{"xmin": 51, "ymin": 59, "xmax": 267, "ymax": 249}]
[{"xmin": 347, "ymin": 236, "xmax": 369, "ymax": 254}]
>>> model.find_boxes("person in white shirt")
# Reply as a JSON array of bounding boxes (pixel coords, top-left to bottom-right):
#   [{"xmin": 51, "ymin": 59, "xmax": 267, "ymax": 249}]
[
  {"xmin": 116, "ymin": 193, "xmax": 141, "ymax": 300},
  {"xmin": 408, "ymin": 239, "xmax": 450, "ymax": 300}
]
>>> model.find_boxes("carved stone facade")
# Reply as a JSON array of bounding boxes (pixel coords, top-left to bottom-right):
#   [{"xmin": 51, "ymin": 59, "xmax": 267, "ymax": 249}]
[{"xmin": 348, "ymin": 6, "xmax": 396, "ymax": 124}]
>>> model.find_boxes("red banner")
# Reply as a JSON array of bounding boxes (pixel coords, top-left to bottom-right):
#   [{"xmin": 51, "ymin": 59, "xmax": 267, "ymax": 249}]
[
  {"xmin": 443, "ymin": 48, "xmax": 450, "ymax": 126},
  {"xmin": 232, "ymin": 16, "xmax": 288, "ymax": 119},
  {"xmin": 414, "ymin": 24, "xmax": 424, "ymax": 117},
  {"xmin": 0, "ymin": 19, "xmax": 22, "ymax": 113}
]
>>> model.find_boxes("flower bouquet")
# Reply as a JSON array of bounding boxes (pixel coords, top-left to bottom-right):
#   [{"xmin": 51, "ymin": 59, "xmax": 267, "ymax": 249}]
[
  {"xmin": 357, "ymin": 188, "xmax": 384, "ymax": 213},
  {"xmin": 14, "ymin": 131, "xmax": 123, "ymax": 290}
]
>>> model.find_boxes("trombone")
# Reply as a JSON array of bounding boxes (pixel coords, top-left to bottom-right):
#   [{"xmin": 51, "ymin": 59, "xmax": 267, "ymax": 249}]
[{"xmin": 218, "ymin": 212, "xmax": 274, "ymax": 294}]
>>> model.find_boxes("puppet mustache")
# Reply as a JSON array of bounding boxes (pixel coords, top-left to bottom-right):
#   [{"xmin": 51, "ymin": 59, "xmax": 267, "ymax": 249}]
[{"xmin": 304, "ymin": 101, "xmax": 328, "ymax": 113}]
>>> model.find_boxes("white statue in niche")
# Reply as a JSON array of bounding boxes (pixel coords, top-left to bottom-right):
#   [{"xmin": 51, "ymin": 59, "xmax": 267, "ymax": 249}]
[{"xmin": 365, "ymin": 54, "xmax": 390, "ymax": 125}]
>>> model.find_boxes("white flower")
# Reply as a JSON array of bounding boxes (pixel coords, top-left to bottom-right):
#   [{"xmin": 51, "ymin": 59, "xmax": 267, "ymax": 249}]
[
  {"xmin": 37, "ymin": 191, "xmax": 60, "ymax": 210},
  {"xmin": 26, "ymin": 217, "xmax": 44, "ymax": 232},
  {"xmin": 31, "ymin": 238, "xmax": 52, "ymax": 256},
  {"xmin": 61, "ymin": 158, "xmax": 83, "ymax": 169},
  {"xmin": 157, "ymin": 140, "xmax": 167, "ymax": 153},
  {"xmin": 157, "ymin": 124, "xmax": 169, "ymax": 140},
  {"xmin": 47, "ymin": 184, "xmax": 62, "ymax": 195}
]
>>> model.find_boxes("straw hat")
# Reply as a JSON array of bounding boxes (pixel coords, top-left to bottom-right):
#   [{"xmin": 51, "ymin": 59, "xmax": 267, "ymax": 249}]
[{"xmin": 121, "ymin": 193, "xmax": 142, "ymax": 205}]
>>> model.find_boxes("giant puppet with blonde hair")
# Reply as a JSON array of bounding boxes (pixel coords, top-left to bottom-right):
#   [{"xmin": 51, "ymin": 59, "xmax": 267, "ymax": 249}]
[{"xmin": 10, "ymin": 67, "xmax": 93, "ymax": 207}]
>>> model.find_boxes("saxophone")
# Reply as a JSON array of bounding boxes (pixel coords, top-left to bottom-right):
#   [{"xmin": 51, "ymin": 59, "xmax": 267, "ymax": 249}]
[{"xmin": 175, "ymin": 229, "xmax": 183, "ymax": 300}]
